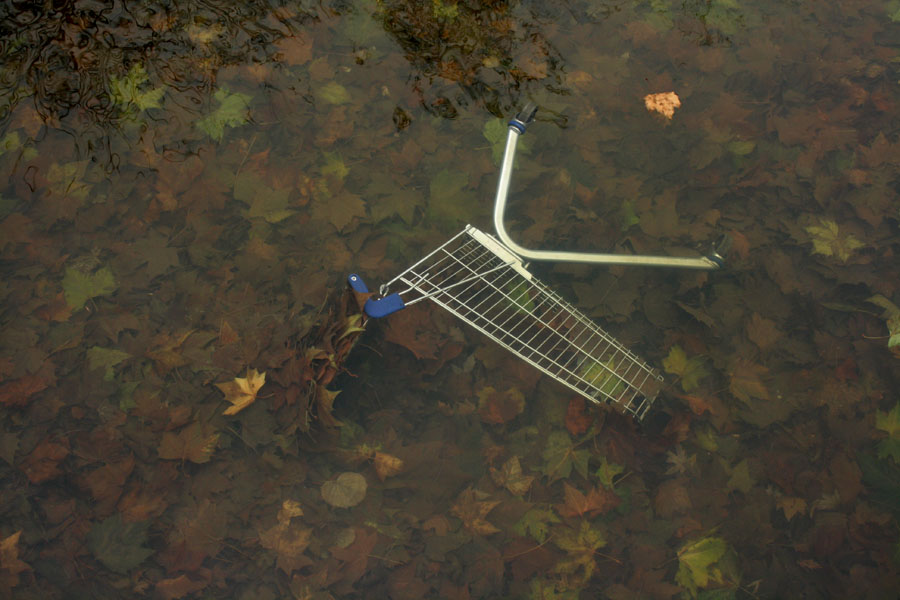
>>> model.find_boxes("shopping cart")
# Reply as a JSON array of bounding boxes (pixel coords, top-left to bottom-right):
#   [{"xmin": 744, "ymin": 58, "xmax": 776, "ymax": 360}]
[{"xmin": 349, "ymin": 104, "xmax": 729, "ymax": 420}]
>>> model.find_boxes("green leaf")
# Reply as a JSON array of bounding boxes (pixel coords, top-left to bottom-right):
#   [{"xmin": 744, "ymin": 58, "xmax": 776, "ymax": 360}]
[
  {"xmin": 87, "ymin": 514, "xmax": 153, "ymax": 573},
  {"xmin": 578, "ymin": 358, "xmax": 627, "ymax": 397},
  {"xmin": 316, "ymin": 81, "xmax": 351, "ymax": 105},
  {"xmin": 246, "ymin": 186, "xmax": 293, "ymax": 223},
  {"xmin": 86, "ymin": 346, "xmax": 131, "ymax": 381},
  {"xmin": 619, "ymin": 199, "xmax": 640, "ymax": 231},
  {"xmin": 725, "ymin": 459, "xmax": 753, "ymax": 494},
  {"xmin": 110, "ymin": 64, "xmax": 165, "ymax": 112},
  {"xmin": 804, "ymin": 219, "xmax": 864, "ymax": 262},
  {"xmin": 321, "ymin": 152, "xmax": 349, "ymax": 180},
  {"xmin": 541, "ymin": 431, "xmax": 590, "ymax": 480},
  {"xmin": 594, "ymin": 456, "xmax": 624, "ymax": 489},
  {"xmin": 513, "ymin": 507, "xmax": 560, "ymax": 543},
  {"xmin": 876, "ymin": 402, "xmax": 900, "ymax": 438},
  {"xmin": 887, "ymin": 0, "xmax": 900, "ymax": 22},
  {"xmin": 483, "ymin": 118, "xmax": 507, "ymax": 164},
  {"xmin": 663, "ymin": 345, "xmax": 709, "ymax": 392},
  {"xmin": 62, "ymin": 266, "xmax": 117, "ymax": 310},
  {"xmin": 197, "ymin": 88, "xmax": 251, "ymax": 141},
  {"xmin": 727, "ymin": 140, "xmax": 755, "ymax": 156},
  {"xmin": 675, "ymin": 536, "xmax": 728, "ymax": 597}
]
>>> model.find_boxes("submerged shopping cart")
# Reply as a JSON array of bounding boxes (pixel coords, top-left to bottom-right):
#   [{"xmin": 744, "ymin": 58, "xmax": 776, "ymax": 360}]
[{"xmin": 349, "ymin": 105, "xmax": 729, "ymax": 420}]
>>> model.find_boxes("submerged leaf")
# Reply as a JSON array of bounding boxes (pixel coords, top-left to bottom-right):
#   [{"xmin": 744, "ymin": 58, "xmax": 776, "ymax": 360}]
[
  {"xmin": 158, "ymin": 423, "xmax": 219, "ymax": 464},
  {"xmin": 197, "ymin": 88, "xmax": 251, "ymax": 140},
  {"xmin": 62, "ymin": 266, "xmax": 117, "ymax": 310},
  {"xmin": 87, "ymin": 515, "xmax": 153, "ymax": 573},
  {"xmin": 804, "ymin": 219, "xmax": 864, "ymax": 262},
  {"xmin": 675, "ymin": 536, "xmax": 727, "ymax": 596},
  {"xmin": 663, "ymin": 345, "xmax": 709, "ymax": 392},
  {"xmin": 110, "ymin": 64, "xmax": 164, "ymax": 112},
  {"xmin": 321, "ymin": 472, "xmax": 367, "ymax": 508},
  {"xmin": 216, "ymin": 368, "xmax": 266, "ymax": 415}
]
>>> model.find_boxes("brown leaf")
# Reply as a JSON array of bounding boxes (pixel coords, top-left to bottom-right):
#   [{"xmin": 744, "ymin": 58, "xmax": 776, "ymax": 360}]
[
  {"xmin": 653, "ymin": 479, "xmax": 692, "ymax": 518},
  {"xmin": 22, "ymin": 439, "xmax": 69, "ymax": 484},
  {"xmin": 259, "ymin": 520, "xmax": 312, "ymax": 575},
  {"xmin": 777, "ymin": 496, "xmax": 807, "ymax": 521},
  {"xmin": 477, "ymin": 386, "xmax": 525, "ymax": 425},
  {"xmin": 275, "ymin": 32, "xmax": 313, "ymax": 66},
  {"xmin": 216, "ymin": 368, "xmax": 266, "ymax": 415},
  {"xmin": 82, "ymin": 455, "xmax": 135, "ymax": 511},
  {"xmin": 565, "ymin": 396, "xmax": 593, "ymax": 436},
  {"xmin": 558, "ymin": 482, "xmax": 620, "ymax": 518},
  {"xmin": 451, "ymin": 487, "xmax": 500, "ymax": 535},
  {"xmin": 746, "ymin": 313, "xmax": 781, "ymax": 350},
  {"xmin": 373, "ymin": 451, "xmax": 404, "ymax": 481},
  {"xmin": 158, "ymin": 422, "xmax": 219, "ymax": 464},
  {"xmin": 729, "ymin": 359, "xmax": 770, "ymax": 403},
  {"xmin": 489, "ymin": 456, "xmax": 534, "ymax": 496},
  {"xmin": 0, "ymin": 531, "xmax": 30, "ymax": 585},
  {"xmin": 155, "ymin": 573, "xmax": 210, "ymax": 600},
  {"xmin": 0, "ymin": 373, "xmax": 50, "ymax": 407}
]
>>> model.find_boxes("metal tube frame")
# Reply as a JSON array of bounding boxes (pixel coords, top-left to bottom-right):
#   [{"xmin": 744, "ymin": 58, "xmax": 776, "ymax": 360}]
[{"xmin": 493, "ymin": 104, "xmax": 727, "ymax": 269}]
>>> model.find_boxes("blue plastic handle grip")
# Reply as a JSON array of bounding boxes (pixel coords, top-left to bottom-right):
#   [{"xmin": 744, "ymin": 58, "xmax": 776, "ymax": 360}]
[
  {"xmin": 347, "ymin": 274, "xmax": 369, "ymax": 293},
  {"xmin": 363, "ymin": 294, "xmax": 406, "ymax": 318},
  {"xmin": 348, "ymin": 274, "xmax": 406, "ymax": 318}
]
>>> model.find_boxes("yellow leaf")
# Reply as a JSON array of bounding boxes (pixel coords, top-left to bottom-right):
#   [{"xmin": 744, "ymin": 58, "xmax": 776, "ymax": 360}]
[
  {"xmin": 644, "ymin": 91, "xmax": 681, "ymax": 120},
  {"xmin": 373, "ymin": 451, "xmax": 404, "ymax": 481},
  {"xmin": 804, "ymin": 218, "xmax": 864, "ymax": 262},
  {"xmin": 216, "ymin": 368, "xmax": 266, "ymax": 415}
]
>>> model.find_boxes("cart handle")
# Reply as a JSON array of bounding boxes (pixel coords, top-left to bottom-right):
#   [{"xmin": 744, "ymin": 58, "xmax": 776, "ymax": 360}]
[{"xmin": 493, "ymin": 104, "xmax": 728, "ymax": 269}]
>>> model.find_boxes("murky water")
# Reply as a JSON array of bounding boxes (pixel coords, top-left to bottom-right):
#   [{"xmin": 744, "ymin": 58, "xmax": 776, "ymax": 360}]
[{"xmin": 1, "ymin": 1, "xmax": 899, "ymax": 598}]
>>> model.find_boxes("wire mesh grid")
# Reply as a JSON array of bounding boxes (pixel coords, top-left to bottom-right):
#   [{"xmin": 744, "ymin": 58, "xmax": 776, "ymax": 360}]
[{"xmin": 380, "ymin": 226, "xmax": 664, "ymax": 420}]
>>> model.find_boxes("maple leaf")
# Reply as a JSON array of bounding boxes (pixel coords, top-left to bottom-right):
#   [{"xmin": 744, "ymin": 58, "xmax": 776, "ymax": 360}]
[
  {"xmin": 259, "ymin": 501, "xmax": 312, "ymax": 574},
  {"xmin": 513, "ymin": 508, "xmax": 560, "ymax": 543},
  {"xmin": 451, "ymin": 487, "xmax": 500, "ymax": 535},
  {"xmin": 158, "ymin": 422, "xmax": 219, "ymax": 464},
  {"xmin": 541, "ymin": 431, "xmax": 590, "ymax": 480},
  {"xmin": 804, "ymin": 218, "xmax": 864, "ymax": 262},
  {"xmin": 275, "ymin": 32, "xmax": 313, "ymax": 65},
  {"xmin": 490, "ymin": 456, "xmax": 534, "ymax": 496},
  {"xmin": 665, "ymin": 445, "xmax": 697, "ymax": 476},
  {"xmin": 875, "ymin": 402, "xmax": 900, "ymax": 462},
  {"xmin": 21, "ymin": 439, "xmax": 69, "ymax": 484},
  {"xmin": 110, "ymin": 63, "xmax": 164, "ymax": 113},
  {"xmin": 87, "ymin": 514, "xmax": 154, "ymax": 573},
  {"xmin": 565, "ymin": 397, "xmax": 593, "ymax": 436},
  {"xmin": 216, "ymin": 368, "xmax": 266, "ymax": 415},
  {"xmin": 553, "ymin": 521, "xmax": 607, "ymax": 583},
  {"xmin": 62, "ymin": 265, "xmax": 117, "ymax": 310},
  {"xmin": 663, "ymin": 345, "xmax": 709, "ymax": 392},
  {"xmin": 197, "ymin": 88, "xmax": 251, "ymax": 140},
  {"xmin": 675, "ymin": 536, "xmax": 738, "ymax": 598},
  {"xmin": 867, "ymin": 295, "xmax": 900, "ymax": 350},
  {"xmin": 777, "ymin": 496, "xmax": 807, "ymax": 521},
  {"xmin": 594, "ymin": 456, "xmax": 624, "ymax": 489},
  {"xmin": 729, "ymin": 359, "xmax": 769, "ymax": 403},
  {"xmin": 558, "ymin": 482, "xmax": 619, "ymax": 518}
]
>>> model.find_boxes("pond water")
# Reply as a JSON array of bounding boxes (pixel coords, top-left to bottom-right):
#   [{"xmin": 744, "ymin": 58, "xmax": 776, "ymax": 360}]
[{"xmin": 1, "ymin": 1, "xmax": 899, "ymax": 598}]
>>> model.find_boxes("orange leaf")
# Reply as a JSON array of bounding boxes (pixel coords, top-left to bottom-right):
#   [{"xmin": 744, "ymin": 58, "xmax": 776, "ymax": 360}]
[
  {"xmin": 216, "ymin": 368, "xmax": 266, "ymax": 415},
  {"xmin": 644, "ymin": 92, "xmax": 681, "ymax": 120}
]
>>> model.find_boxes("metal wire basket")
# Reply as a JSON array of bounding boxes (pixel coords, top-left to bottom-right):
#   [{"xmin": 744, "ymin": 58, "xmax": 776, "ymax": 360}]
[{"xmin": 349, "ymin": 105, "xmax": 728, "ymax": 420}]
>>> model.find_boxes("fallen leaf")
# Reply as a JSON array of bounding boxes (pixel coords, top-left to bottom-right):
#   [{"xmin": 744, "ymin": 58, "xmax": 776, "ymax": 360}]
[
  {"xmin": 746, "ymin": 313, "xmax": 781, "ymax": 350},
  {"xmin": 675, "ymin": 536, "xmax": 729, "ymax": 596},
  {"xmin": 0, "ymin": 531, "xmax": 30, "ymax": 585},
  {"xmin": 644, "ymin": 91, "xmax": 681, "ymax": 120},
  {"xmin": 804, "ymin": 218, "xmax": 864, "ymax": 262},
  {"xmin": 87, "ymin": 514, "xmax": 154, "ymax": 573},
  {"xmin": 489, "ymin": 456, "xmax": 534, "ymax": 496},
  {"xmin": 662, "ymin": 345, "xmax": 709, "ymax": 392},
  {"xmin": 62, "ymin": 265, "xmax": 117, "ymax": 310},
  {"xmin": 155, "ymin": 573, "xmax": 210, "ymax": 600},
  {"xmin": 197, "ymin": 88, "xmax": 251, "ymax": 140},
  {"xmin": 216, "ymin": 368, "xmax": 266, "ymax": 415},
  {"xmin": 729, "ymin": 359, "xmax": 770, "ymax": 403},
  {"xmin": 158, "ymin": 422, "xmax": 219, "ymax": 464},
  {"xmin": 565, "ymin": 397, "xmax": 593, "ymax": 436},
  {"xmin": 450, "ymin": 487, "xmax": 500, "ymax": 535},
  {"xmin": 558, "ymin": 482, "xmax": 619, "ymax": 518},
  {"xmin": 477, "ymin": 386, "xmax": 525, "ymax": 425},
  {"xmin": 374, "ymin": 451, "xmax": 404, "ymax": 481},
  {"xmin": 321, "ymin": 472, "xmax": 367, "ymax": 508},
  {"xmin": 21, "ymin": 439, "xmax": 69, "ymax": 484},
  {"xmin": 777, "ymin": 496, "xmax": 807, "ymax": 521},
  {"xmin": 275, "ymin": 32, "xmax": 313, "ymax": 65}
]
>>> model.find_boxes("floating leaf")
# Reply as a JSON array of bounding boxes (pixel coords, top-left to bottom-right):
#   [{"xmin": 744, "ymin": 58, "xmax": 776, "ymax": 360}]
[
  {"xmin": 216, "ymin": 368, "xmax": 266, "ymax": 416},
  {"xmin": 87, "ymin": 514, "xmax": 153, "ymax": 573},
  {"xmin": 197, "ymin": 88, "xmax": 251, "ymax": 140},
  {"xmin": 644, "ymin": 91, "xmax": 681, "ymax": 120},
  {"xmin": 804, "ymin": 219, "xmax": 864, "ymax": 262},
  {"xmin": 321, "ymin": 472, "xmax": 367, "ymax": 508},
  {"xmin": 62, "ymin": 266, "xmax": 117, "ymax": 310}
]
